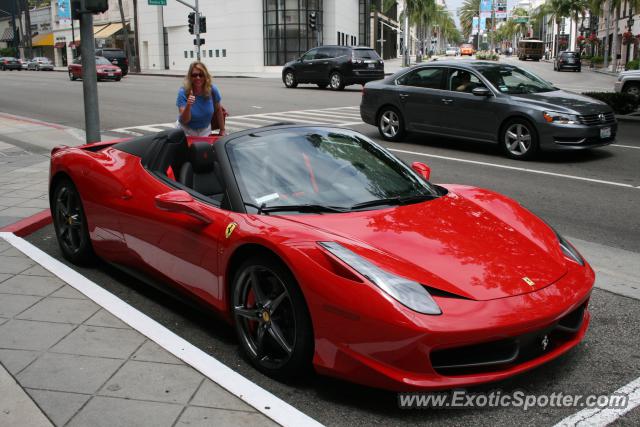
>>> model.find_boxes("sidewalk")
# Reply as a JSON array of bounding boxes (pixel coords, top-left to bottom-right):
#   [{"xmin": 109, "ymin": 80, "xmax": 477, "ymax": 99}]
[{"xmin": 0, "ymin": 115, "xmax": 295, "ymax": 426}]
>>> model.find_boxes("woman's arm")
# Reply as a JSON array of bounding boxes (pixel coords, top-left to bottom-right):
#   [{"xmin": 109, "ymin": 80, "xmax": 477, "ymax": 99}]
[
  {"xmin": 212, "ymin": 102, "xmax": 225, "ymax": 135},
  {"xmin": 178, "ymin": 90, "xmax": 195, "ymax": 124}
]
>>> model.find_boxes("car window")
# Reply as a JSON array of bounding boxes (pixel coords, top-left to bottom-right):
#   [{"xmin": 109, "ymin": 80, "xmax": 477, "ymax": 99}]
[
  {"xmin": 302, "ymin": 49, "xmax": 318, "ymax": 61},
  {"xmin": 95, "ymin": 57, "xmax": 112, "ymax": 65},
  {"xmin": 448, "ymin": 68, "xmax": 486, "ymax": 93},
  {"xmin": 353, "ymin": 49, "xmax": 381, "ymax": 60},
  {"xmin": 563, "ymin": 52, "xmax": 579, "ymax": 58},
  {"xmin": 316, "ymin": 47, "xmax": 333, "ymax": 59},
  {"xmin": 397, "ymin": 67, "xmax": 445, "ymax": 89},
  {"xmin": 478, "ymin": 64, "xmax": 555, "ymax": 94},
  {"xmin": 102, "ymin": 50, "xmax": 126, "ymax": 58}
]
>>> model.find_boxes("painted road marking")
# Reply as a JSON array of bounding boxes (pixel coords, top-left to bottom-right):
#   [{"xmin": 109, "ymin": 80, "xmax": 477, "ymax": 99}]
[
  {"xmin": 389, "ymin": 148, "xmax": 640, "ymax": 190},
  {"xmin": 111, "ymin": 106, "xmax": 363, "ymax": 136},
  {"xmin": 553, "ymin": 376, "xmax": 640, "ymax": 427},
  {"xmin": 0, "ymin": 232, "xmax": 322, "ymax": 427}
]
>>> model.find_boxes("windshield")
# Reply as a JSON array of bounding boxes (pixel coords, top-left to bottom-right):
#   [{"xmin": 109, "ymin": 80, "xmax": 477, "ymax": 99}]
[
  {"xmin": 227, "ymin": 129, "xmax": 440, "ymax": 214},
  {"xmin": 475, "ymin": 64, "xmax": 556, "ymax": 94},
  {"xmin": 353, "ymin": 49, "xmax": 381, "ymax": 60},
  {"xmin": 95, "ymin": 57, "xmax": 112, "ymax": 65}
]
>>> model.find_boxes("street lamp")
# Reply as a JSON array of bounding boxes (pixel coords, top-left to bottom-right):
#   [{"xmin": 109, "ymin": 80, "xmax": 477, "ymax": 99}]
[{"xmin": 627, "ymin": 7, "xmax": 634, "ymax": 31}]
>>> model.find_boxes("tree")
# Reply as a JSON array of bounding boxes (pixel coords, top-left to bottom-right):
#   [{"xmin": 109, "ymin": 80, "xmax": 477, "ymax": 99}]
[{"xmin": 458, "ymin": 0, "xmax": 480, "ymax": 41}]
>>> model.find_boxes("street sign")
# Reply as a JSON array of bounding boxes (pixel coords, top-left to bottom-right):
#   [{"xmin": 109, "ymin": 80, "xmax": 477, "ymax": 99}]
[
  {"xmin": 148, "ymin": 0, "xmax": 166, "ymax": 5},
  {"xmin": 514, "ymin": 17, "xmax": 528, "ymax": 23}
]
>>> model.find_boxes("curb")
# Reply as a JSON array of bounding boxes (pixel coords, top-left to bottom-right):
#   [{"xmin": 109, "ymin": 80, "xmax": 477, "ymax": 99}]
[{"xmin": 0, "ymin": 209, "xmax": 52, "ymax": 237}]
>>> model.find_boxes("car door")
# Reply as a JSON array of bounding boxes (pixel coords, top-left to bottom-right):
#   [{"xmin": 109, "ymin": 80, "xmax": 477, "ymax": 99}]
[
  {"xmin": 299, "ymin": 48, "xmax": 319, "ymax": 82},
  {"xmin": 117, "ymin": 163, "xmax": 231, "ymax": 305},
  {"xmin": 395, "ymin": 66, "xmax": 448, "ymax": 133},
  {"xmin": 313, "ymin": 47, "xmax": 334, "ymax": 82},
  {"xmin": 70, "ymin": 57, "xmax": 82, "ymax": 77},
  {"xmin": 439, "ymin": 68, "xmax": 503, "ymax": 141}
]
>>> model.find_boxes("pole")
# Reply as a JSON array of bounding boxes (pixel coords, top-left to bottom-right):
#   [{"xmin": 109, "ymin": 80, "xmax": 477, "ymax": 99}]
[
  {"xmin": 133, "ymin": 0, "xmax": 141, "ymax": 72},
  {"xmin": 403, "ymin": 11, "xmax": 409, "ymax": 66},
  {"xmin": 380, "ymin": 15, "xmax": 384, "ymax": 59},
  {"xmin": 195, "ymin": 0, "xmax": 200, "ymax": 60},
  {"xmin": 80, "ymin": 11, "xmax": 101, "ymax": 143},
  {"xmin": 71, "ymin": 18, "xmax": 76, "ymax": 57}
]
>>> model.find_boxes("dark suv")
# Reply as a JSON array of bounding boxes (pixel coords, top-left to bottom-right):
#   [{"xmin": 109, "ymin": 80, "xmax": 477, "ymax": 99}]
[
  {"xmin": 282, "ymin": 46, "xmax": 384, "ymax": 90},
  {"xmin": 554, "ymin": 51, "xmax": 581, "ymax": 72},
  {"xmin": 95, "ymin": 48, "xmax": 128, "ymax": 75}
]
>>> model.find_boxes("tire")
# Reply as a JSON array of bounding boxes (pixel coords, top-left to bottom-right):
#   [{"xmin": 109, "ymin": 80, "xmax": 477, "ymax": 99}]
[
  {"xmin": 69, "ymin": 71, "xmax": 76, "ymax": 81},
  {"xmin": 51, "ymin": 178, "xmax": 95, "ymax": 265},
  {"xmin": 316, "ymin": 83, "xmax": 327, "ymax": 89},
  {"xmin": 329, "ymin": 71, "xmax": 345, "ymax": 90},
  {"xmin": 377, "ymin": 106, "xmax": 406, "ymax": 142},
  {"xmin": 36, "ymin": 65, "xmax": 40, "ymax": 71},
  {"xmin": 283, "ymin": 70, "xmax": 298, "ymax": 88},
  {"xmin": 623, "ymin": 83, "xmax": 640, "ymax": 99},
  {"xmin": 501, "ymin": 118, "xmax": 539, "ymax": 160},
  {"xmin": 232, "ymin": 254, "xmax": 313, "ymax": 380}
]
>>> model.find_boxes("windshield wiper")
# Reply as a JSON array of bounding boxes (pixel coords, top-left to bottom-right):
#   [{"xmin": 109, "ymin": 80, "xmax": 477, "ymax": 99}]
[
  {"xmin": 349, "ymin": 194, "xmax": 437, "ymax": 210},
  {"xmin": 245, "ymin": 202, "xmax": 348, "ymax": 214}
]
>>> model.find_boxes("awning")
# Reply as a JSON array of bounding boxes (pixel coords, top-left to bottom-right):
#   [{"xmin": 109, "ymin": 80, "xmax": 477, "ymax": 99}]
[
  {"xmin": 93, "ymin": 24, "xmax": 108, "ymax": 35},
  {"xmin": 0, "ymin": 28, "xmax": 13, "ymax": 42},
  {"xmin": 94, "ymin": 23, "xmax": 123, "ymax": 39},
  {"xmin": 32, "ymin": 33, "xmax": 54, "ymax": 47},
  {"xmin": 54, "ymin": 42, "xmax": 66, "ymax": 48}
]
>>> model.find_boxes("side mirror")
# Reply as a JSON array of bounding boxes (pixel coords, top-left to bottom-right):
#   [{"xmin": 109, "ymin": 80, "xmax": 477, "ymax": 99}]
[
  {"xmin": 155, "ymin": 190, "xmax": 211, "ymax": 224},
  {"xmin": 472, "ymin": 87, "xmax": 492, "ymax": 97},
  {"xmin": 411, "ymin": 162, "xmax": 431, "ymax": 181}
]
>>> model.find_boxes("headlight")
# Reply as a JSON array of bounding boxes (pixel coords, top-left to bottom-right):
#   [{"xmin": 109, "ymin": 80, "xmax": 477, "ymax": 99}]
[
  {"xmin": 543, "ymin": 111, "xmax": 579, "ymax": 125},
  {"xmin": 318, "ymin": 242, "xmax": 441, "ymax": 315},
  {"xmin": 555, "ymin": 232, "xmax": 585, "ymax": 266}
]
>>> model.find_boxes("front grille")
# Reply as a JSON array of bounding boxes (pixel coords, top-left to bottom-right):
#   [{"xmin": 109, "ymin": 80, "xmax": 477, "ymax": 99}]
[
  {"xmin": 578, "ymin": 112, "xmax": 615, "ymax": 125},
  {"xmin": 430, "ymin": 302, "xmax": 587, "ymax": 375}
]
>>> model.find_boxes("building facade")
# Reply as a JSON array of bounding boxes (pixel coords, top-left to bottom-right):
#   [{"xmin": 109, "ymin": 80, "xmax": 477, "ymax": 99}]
[{"xmin": 137, "ymin": 0, "xmax": 363, "ymax": 72}]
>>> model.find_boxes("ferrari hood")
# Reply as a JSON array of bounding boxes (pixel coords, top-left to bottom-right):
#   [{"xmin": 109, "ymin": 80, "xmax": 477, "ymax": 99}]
[{"xmin": 282, "ymin": 191, "xmax": 567, "ymax": 301}]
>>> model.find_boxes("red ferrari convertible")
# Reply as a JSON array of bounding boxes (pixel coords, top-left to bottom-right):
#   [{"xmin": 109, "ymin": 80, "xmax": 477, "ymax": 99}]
[{"xmin": 49, "ymin": 125, "xmax": 594, "ymax": 391}]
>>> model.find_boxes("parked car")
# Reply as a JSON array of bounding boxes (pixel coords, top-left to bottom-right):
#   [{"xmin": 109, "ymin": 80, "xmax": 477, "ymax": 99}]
[
  {"xmin": 459, "ymin": 44, "xmax": 475, "ymax": 56},
  {"xmin": 1, "ymin": 57, "xmax": 22, "ymax": 71},
  {"xmin": 360, "ymin": 61, "xmax": 617, "ymax": 160},
  {"xmin": 95, "ymin": 48, "xmax": 128, "ymax": 76},
  {"xmin": 19, "ymin": 58, "xmax": 30, "ymax": 69},
  {"xmin": 49, "ymin": 125, "xmax": 594, "ymax": 391},
  {"xmin": 27, "ymin": 56, "xmax": 54, "ymax": 71},
  {"xmin": 68, "ymin": 56, "xmax": 122, "ymax": 81},
  {"xmin": 614, "ymin": 69, "xmax": 640, "ymax": 98},
  {"xmin": 282, "ymin": 46, "xmax": 384, "ymax": 90},
  {"xmin": 445, "ymin": 46, "xmax": 459, "ymax": 56},
  {"xmin": 554, "ymin": 51, "xmax": 581, "ymax": 72},
  {"xmin": 517, "ymin": 39, "xmax": 544, "ymax": 61}
]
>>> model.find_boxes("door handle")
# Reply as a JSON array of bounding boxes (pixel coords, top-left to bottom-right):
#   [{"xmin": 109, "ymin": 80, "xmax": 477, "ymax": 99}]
[
  {"xmin": 441, "ymin": 99, "xmax": 453, "ymax": 104},
  {"xmin": 399, "ymin": 93, "xmax": 409, "ymax": 100},
  {"xmin": 323, "ymin": 62, "xmax": 329, "ymax": 64}
]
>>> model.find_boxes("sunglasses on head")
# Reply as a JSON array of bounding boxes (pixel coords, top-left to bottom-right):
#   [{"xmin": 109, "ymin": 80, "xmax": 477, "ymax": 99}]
[{"xmin": 191, "ymin": 72, "xmax": 204, "ymax": 78}]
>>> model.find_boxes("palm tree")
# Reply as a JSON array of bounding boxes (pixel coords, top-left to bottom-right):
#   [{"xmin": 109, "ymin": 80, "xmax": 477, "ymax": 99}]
[
  {"xmin": 458, "ymin": 0, "xmax": 481, "ymax": 42},
  {"xmin": 400, "ymin": 0, "xmax": 437, "ymax": 65}
]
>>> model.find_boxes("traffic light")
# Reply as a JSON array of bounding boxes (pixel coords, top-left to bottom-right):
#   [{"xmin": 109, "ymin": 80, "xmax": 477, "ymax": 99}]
[
  {"xmin": 199, "ymin": 16, "xmax": 206, "ymax": 34},
  {"xmin": 188, "ymin": 12, "xmax": 195, "ymax": 34},
  {"xmin": 72, "ymin": 0, "xmax": 109, "ymax": 19},
  {"xmin": 193, "ymin": 38, "xmax": 205, "ymax": 46},
  {"xmin": 308, "ymin": 11, "xmax": 317, "ymax": 30}
]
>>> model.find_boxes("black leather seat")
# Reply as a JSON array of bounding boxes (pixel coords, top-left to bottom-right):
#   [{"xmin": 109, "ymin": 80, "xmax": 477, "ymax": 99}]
[{"xmin": 178, "ymin": 141, "xmax": 224, "ymax": 197}]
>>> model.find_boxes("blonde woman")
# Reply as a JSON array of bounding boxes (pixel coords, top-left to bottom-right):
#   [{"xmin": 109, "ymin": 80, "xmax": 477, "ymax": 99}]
[{"xmin": 176, "ymin": 61, "xmax": 225, "ymax": 136}]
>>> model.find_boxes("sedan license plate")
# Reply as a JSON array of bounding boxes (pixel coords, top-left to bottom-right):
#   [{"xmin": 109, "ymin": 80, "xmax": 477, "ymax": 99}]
[
  {"xmin": 107, "ymin": 73, "xmax": 114, "ymax": 77},
  {"xmin": 368, "ymin": 63, "xmax": 375, "ymax": 68},
  {"xmin": 600, "ymin": 127, "xmax": 611, "ymax": 138}
]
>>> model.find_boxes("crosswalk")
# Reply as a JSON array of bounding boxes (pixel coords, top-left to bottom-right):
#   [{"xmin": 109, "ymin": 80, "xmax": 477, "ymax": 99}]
[{"xmin": 109, "ymin": 106, "xmax": 364, "ymax": 137}]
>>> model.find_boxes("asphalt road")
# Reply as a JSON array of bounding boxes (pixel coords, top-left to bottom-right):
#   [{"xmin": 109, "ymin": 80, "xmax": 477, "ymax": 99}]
[{"xmin": 3, "ymin": 58, "xmax": 640, "ymax": 425}]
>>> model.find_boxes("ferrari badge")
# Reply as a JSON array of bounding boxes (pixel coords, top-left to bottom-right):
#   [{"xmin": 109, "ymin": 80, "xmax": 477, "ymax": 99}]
[
  {"xmin": 225, "ymin": 222, "xmax": 238, "ymax": 239},
  {"xmin": 522, "ymin": 277, "xmax": 535, "ymax": 287}
]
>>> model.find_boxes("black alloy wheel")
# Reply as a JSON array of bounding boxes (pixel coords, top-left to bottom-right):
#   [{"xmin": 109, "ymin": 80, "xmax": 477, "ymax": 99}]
[
  {"xmin": 329, "ymin": 71, "xmax": 345, "ymax": 90},
  {"xmin": 232, "ymin": 255, "xmax": 313, "ymax": 379},
  {"xmin": 52, "ymin": 178, "xmax": 94, "ymax": 264},
  {"xmin": 501, "ymin": 118, "xmax": 539, "ymax": 160},
  {"xmin": 377, "ymin": 106, "xmax": 405, "ymax": 141},
  {"xmin": 284, "ymin": 70, "xmax": 298, "ymax": 88},
  {"xmin": 624, "ymin": 83, "xmax": 640, "ymax": 99}
]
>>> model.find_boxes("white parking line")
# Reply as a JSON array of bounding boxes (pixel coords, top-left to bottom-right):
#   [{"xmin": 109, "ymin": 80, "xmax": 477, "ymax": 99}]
[
  {"xmin": 389, "ymin": 149, "xmax": 640, "ymax": 190},
  {"xmin": 0, "ymin": 232, "xmax": 322, "ymax": 427},
  {"xmin": 553, "ymin": 376, "xmax": 640, "ymax": 427}
]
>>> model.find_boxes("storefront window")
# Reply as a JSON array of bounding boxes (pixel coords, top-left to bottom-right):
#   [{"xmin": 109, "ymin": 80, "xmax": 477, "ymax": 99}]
[{"xmin": 263, "ymin": 0, "xmax": 323, "ymax": 65}]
